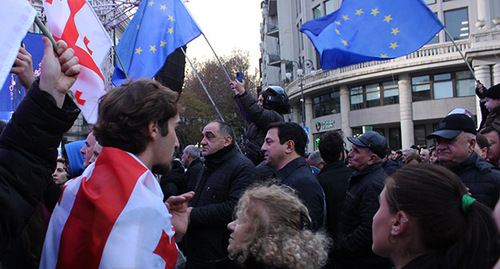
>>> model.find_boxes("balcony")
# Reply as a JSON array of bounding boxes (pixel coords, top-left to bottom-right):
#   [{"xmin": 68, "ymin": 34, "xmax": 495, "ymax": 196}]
[
  {"xmin": 267, "ymin": 24, "xmax": 279, "ymax": 37},
  {"xmin": 268, "ymin": 53, "xmax": 281, "ymax": 67}
]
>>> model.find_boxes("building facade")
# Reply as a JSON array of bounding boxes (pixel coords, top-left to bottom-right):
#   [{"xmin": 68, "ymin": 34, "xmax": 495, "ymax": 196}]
[{"xmin": 260, "ymin": 0, "xmax": 500, "ymax": 152}]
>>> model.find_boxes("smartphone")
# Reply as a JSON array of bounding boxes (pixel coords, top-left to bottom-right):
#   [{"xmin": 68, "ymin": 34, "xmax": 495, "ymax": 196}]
[{"xmin": 236, "ymin": 72, "xmax": 243, "ymax": 82}]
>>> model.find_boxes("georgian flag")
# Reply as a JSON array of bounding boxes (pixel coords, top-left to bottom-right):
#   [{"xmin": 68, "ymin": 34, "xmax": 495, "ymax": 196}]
[
  {"xmin": 41, "ymin": 147, "xmax": 178, "ymax": 269},
  {"xmin": 43, "ymin": 0, "xmax": 112, "ymax": 123}
]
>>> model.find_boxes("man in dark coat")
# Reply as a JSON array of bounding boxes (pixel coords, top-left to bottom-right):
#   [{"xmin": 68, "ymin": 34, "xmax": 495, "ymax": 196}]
[
  {"xmin": 0, "ymin": 38, "xmax": 81, "ymax": 259},
  {"xmin": 427, "ymin": 113, "xmax": 500, "ymax": 209},
  {"xmin": 184, "ymin": 121, "xmax": 257, "ymax": 268},
  {"xmin": 333, "ymin": 131, "xmax": 392, "ymax": 269},
  {"xmin": 181, "ymin": 144, "xmax": 203, "ymax": 192},
  {"xmin": 231, "ymin": 80, "xmax": 287, "ymax": 165},
  {"xmin": 261, "ymin": 122, "xmax": 326, "ymax": 231},
  {"xmin": 317, "ymin": 131, "xmax": 352, "ymax": 255}
]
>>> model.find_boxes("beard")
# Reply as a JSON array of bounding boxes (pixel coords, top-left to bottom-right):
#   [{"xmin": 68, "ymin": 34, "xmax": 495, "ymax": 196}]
[{"xmin": 151, "ymin": 162, "xmax": 172, "ymax": 176}]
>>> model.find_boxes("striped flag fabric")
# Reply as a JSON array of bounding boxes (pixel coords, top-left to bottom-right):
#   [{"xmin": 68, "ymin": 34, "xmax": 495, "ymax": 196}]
[
  {"xmin": 44, "ymin": 0, "xmax": 112, "ymax": 124},
  {"xmin": 41, "ymin": 147, "xmax": 178, "ymax": 269}
]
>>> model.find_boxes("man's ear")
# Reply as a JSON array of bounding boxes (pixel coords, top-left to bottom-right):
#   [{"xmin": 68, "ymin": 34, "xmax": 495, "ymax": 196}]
[
  {"xmin": 148, "ymin": 120, "xmax": 159, "ymax": 140},
  {"xmin": 367, "ymin": 153, "xmax": 378, "ymax": 165},
  {"xmin": 223, "ymin": 135, "xmax": 233, "ymax": 147},
  {"xmin": 284, "ymin": 140, "xmax": 295, "ymax": 154}
]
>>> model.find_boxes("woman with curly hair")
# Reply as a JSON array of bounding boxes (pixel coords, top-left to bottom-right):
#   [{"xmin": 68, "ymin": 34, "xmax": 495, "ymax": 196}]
[
  {"xmin": 372, "ymin": 164, "xmax": 500, "ymax": 269},
  {"xmin": 227, "ymin": 183, "xmax": 330, "ymax": 269}
]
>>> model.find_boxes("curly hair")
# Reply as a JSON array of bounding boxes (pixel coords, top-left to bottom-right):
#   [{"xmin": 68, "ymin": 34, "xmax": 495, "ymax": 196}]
[
  {"xmin": 229, "ymin": 183, "xmax": 330, "ymax": 269},
  {"xmin": 93, "ymin": 79, "xmax": 181, "ymax": 155}
]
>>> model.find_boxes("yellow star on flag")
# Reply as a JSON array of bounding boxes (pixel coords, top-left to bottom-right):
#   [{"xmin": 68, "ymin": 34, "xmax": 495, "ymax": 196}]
[
  {"xmin": 389, "ymin": 42, "xmax": 399, "ymax": 49},
  {"xmin": 355, "ymin": 9, "xmax": 363, "ymax": 15},
  {"xmin": 380, "ymin": 54, "xmax": 388, "ymax": 58},
  {"xmin": 384, "ymin": 15, "xmax": 393, "ymax": 23},
  {"xmin": 160, "ymin": 5, "xmax": 167, "ymax": 11},
  {"xmin": 341, "ymin": 40, "xmax": 348, "ymax": 46},
  {"xmin": 150, "ymin": 45, "xmax": 157, "ymax": 53},
  {"xmin": 148, "ymin": 1, "xmax": 154, "ymax": 6},
  {"xmin": 135, "ymin": 47, "xmax": 143, "ymax": 54},
  {"xmin": 137, "ymin": 24, "xmax": 140, "ymax": 30},
  {"xmin": 160, "ymin": 40, "xmax": 166, "ymax": 47},
  {"xmin": 334, "ymin": 21, "xmax": 341, "ymax": 25},
  {"xmin": 391, "ymin": 27, "xmax": 400, "ymax": 35},
  {"xmin": 168, "ymin": 28, "xmax": 174, "ymax": 34},
  {"xmin": 342, "ymin": 15, "xmax": 349, "ymax": 21},
  {"xmin": 335, "ymin": 28, "xmax": 340, "ymax": 35},
  {"xmin": 168, "ymin": 15, "xmax": 174, "ymax": 21},
  {"xmin": 371, "ymin": 8, "xmax": 379, "ymax": 16}
]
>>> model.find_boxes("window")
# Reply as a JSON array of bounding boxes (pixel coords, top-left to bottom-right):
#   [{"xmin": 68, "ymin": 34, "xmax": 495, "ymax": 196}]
[
  {"xmin": 389, "ymin": 128, "xmax": 401, "ymax": 151},
  {"xmin": 383, "ymin": 81, "xmax": 399, "ymax": 105},
  {"xmin": 324, "ymin": 0, "xmax": 335, "ymax": 15},
  {"xmin": 350, "ymin": 86, "xmax": 364, "ymax": 110},
  {"xmin": 426, "ymin": 13, "xmax": 439, "ymax": 44},
  {"xmin": 411, "ymin": 71, "xmax": 474, "ymax": 102},
  {"xmin": 445, "ymin": 8, "xmax": 469, "ymax": 41},
  {"xmin": 414, "ymin": 125, "xmax": 427, "ymax": 147},
  {"xmin": 313, "ymin": 90, "xmax": 341, "ymax": 118},
  {"xmin": 313, "ymin": 5, "xmax": 322, "ymax": 19},
  {"xmin": 349, "ymin": 79, "xmax": 399, "ymax": 110}
]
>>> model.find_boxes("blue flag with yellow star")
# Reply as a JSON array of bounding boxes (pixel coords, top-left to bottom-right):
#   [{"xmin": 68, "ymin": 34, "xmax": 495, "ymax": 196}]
[
  {"xmin": 300, "ymin": 0, "xmax": 443, "ymax": 70},
  {"xmin": 112, "ymin": 0, "xmax": 201, "ymax": 86}
]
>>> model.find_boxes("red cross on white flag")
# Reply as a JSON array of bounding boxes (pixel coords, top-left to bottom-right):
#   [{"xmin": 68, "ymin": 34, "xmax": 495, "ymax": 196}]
[{"xmin": 44, "ymin": 0, "xmax": 112, "ymax": 123}]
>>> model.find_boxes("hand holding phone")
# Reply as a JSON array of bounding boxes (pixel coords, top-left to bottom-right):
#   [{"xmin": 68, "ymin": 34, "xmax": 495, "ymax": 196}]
[{"xmin": 236, "ymin": 72, "xmax": 243, "ymax": 82}]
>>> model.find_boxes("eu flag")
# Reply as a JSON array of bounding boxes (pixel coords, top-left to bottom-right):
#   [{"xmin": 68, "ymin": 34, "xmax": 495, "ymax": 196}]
[
  {"xmin": 300, "ymin": 0, "xmax": 443, "ymax": 70},
  {"xmin": 112, "ymin": 0, "xmax": 202, "ymax": 86}
]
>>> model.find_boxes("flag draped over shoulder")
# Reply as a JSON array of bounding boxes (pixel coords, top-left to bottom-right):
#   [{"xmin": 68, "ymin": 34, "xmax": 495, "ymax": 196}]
[
  {"xmin": 0, "ymin": 0, "xmax": 36, "ymax": 89},
  {"xmin": 300, "ymin": 0, "xmax": 444, "ymax": 70},
  {"xmin": 44, "ymin": 0, "xmax": 112, "ymax": 124},
  {"xmin": 41, "ymin": 147, "xmax": 177, "ymax": 269},
  {"xmin": 112, "ymin": 0, "xmax": 202, "ymax": 86}
]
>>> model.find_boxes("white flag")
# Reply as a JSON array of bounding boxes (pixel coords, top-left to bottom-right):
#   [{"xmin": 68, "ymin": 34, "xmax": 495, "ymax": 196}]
[
  {"xmin": 44, "ymin": 0, "xmax": 112, "ymax": 123},
  {"xmin": 0, "ymin": 0, "xmax": 36, "ymax": 89}
]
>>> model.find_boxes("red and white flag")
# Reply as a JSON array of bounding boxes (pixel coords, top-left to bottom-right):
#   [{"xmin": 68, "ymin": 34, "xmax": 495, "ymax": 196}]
[
  {"xmin": 43, "ymin": 0, "xmax": 112, "ymax": 123},
  {"xmin": 41, "ymin": 147, "xmax": 178, "ymax": 269}
]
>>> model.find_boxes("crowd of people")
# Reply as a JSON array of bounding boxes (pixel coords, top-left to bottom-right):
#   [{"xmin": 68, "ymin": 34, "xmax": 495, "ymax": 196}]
[{"xmin": 1, "ymin": 37, "xmax": 500, "ymax": 269}]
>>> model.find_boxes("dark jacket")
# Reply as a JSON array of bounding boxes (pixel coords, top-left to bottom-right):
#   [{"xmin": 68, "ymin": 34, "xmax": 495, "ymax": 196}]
[
  {"xmin": 382, "ymin": 158, "xmax": 400, "ymax": 175},
  {"xmin": 447, "ymin": 151, "xmax": 500, "ymax": 209},
  {"xmin": 184, "ymin": 157, "xmax": 203, "ymax": 192},
  {"xmin": 481, "ymin": 104, "xmax": 500, "ymax": 132},
  {"xmin": 317, "ymin": 161, "xmax": 352, "ymax": 240},
  {"xmin": 275, "ymin": 157, "xmax": 326, "ymax": 231},
  {"xmin": 235, "ymin": 92, "xmax": 283, "ymax": 165},
  {"xmin": 159, "ymin": 159, "xmax": 186, "ymax": 201},
  {"xmin": 0, "ymin": 82, "xmax": 79, "ymax": 258},
  {"xmin": 185, "ymin": 144, "xmax": 257, "ymax": 268},
  {"xmin": 334, "ymin": 163, "xmax": 391, "ymax": 269}
]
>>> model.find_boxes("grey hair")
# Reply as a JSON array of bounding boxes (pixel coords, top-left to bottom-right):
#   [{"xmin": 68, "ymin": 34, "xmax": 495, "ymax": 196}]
[{"xmin": 184, "ymin": 145, "xmax": 200, "ymax": 159}]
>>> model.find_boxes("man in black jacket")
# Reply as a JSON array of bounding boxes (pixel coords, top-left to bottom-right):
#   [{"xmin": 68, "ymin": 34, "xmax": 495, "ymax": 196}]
[
  {"xmin": 427, "ymin": 113, "xmax": 500, "ymax": 209},
  {"xmin": 0, "ymin": 37, "xmax": 81, "ymax": 259},
  {"xmin": 333, "ymin": 131, "xmax": 391, "ymax": 269},
  {"xmin": 181, "ymin": 144, "xmax": 203, "ymax": 192},
  {"xmin": 317, "ymin": 131, "xmax": 352, "ymax": 262},
  {"xmin": 184, "ymin": 121, "xmax": 257, "ymax": 268},
  {"xmin": 261, "ymin": 122, "xmax": 326, "ymax": 231}
]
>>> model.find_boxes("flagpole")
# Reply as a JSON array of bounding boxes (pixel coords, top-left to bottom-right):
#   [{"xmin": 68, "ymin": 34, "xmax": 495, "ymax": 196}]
[
  {"xmin": 202, "ymin": 34, "xmax": 233, "ymax": 83},
  {"xmin": 443, "ymin": 28, "xmax": 478, "ymax": 82},
  {"xmin": 34, "ymin": 16, "xmax": 59, "ymax": 55},
  {"xmin": 113, "ymin": 46, "xmax": 129, "ymax": 80},
  {"xmin": 181, "ymin": 47, "xmax": 243, "ymax": 154}
]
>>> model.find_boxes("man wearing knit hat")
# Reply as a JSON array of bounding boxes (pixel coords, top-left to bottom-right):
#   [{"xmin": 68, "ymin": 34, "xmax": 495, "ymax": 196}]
[
  {"xmin": 481, "ymin": 83, "xmax": 500, "ymax": 132},
  {"xmin": 427, "ymin": 112, "xmax": 500, "ymax": 209}
]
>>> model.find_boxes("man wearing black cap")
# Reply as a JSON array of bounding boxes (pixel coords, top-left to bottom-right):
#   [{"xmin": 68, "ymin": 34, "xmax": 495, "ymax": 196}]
[
  {"xmin": 427, "ymin": 113, "xmax": 500, "ymax": 209},
  {"xmin": 332, "ymin": 131, "xmax": 391, "ymax": 269},
  {"xmin": 482, "ymin": 83, "xmax": 500, "ymax": 132}
]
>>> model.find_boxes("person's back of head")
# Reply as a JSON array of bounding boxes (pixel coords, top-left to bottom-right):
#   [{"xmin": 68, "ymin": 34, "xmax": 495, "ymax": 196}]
[
  {"xmin": 380, "ymin": 164, "xmax": 499, "ymax": 269},
  {"xmin": 93, "ymin": 79, "xmax": 180, "ymax": 155},
  {"xmin": 318, "ymin": 131, "xmax": 344, "ymax": 164},
  {"xmin": 308, "ymin": 150, "xmax": 324, "ymax": 169},
  {"xmin": 184, "ymin": 145, "xmax": 200, "ymax": 159},
  {"xmin": 228, "ymin": 183, "xmax": 330, "ymax": 269},
  {"xmin": 268, "ymin": 122, "xmax": 307, "ymax": 157},
  {"xmin": 404, "ymin": 151, "xmax": 421, "ymax": 165}
]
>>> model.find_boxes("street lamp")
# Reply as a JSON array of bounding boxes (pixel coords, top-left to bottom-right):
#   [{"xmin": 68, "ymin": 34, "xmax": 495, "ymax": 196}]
[{"xmin": 285, "ymin": 59, "xmax": 315, "ymax": 127}]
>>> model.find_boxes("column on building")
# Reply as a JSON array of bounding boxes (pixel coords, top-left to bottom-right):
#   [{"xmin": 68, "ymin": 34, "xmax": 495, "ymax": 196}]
[
  {"xmin": 474, "ymin": 64, "xmax": 492, "ymax": 128},
  {"xmin": 305, "ymin": 96, "xmax": 314, "ymax": 153},
  {"xmin": 398, "ymin": 73, "xmax": 414, "ymax": 150},
  {"xmin": 339, "ymin": 85, "xmax": 352, "ymax": 143},
  {"xmin": 493, "ymin": 63, "xmax": 500, "ymax": 85},
  {"xmin": 476, "ymin": 0, "xmax": 491, "ymax": 29}
]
